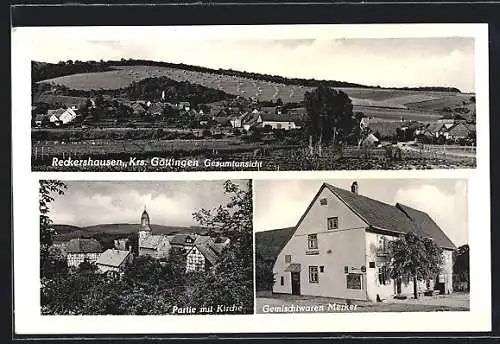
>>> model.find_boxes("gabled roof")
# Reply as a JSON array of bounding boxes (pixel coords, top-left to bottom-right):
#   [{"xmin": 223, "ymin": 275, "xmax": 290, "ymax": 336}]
[
  {"xmin": 260, "ymin": 113, "xmax": 303, "ymax": 123},
  {"xmin": 324, "ymin": 183, "xmax": 419, "ymax": 235},
  {"xmin": 425, "ymin": 122, "xmax": 446, "ymax": 133},
  {"xmin": 396, "ymin": 203, "xmax": 456, "ymax": 250},
  {"xmin": 140, "ymin": 235, "xmax": 168, "ymax": 249},
  {"xmin": 447, "ymin": 123, "xmax": 471, "ymax": 137},
  {"xmin": 188, "ymin": 244, "xmax": 220, "ymax": 265},
  {"xmin": 96, "ymin": 249, "xmax": 131, "ymax": 268},
  {"xmin": 66, "ymin": 238, "xmax": 103, "ymax": 254},
  {"xmin": 286, "ymin": 183, "xmax": 456, "ymax": 251},
  {"xmin": 34, "ymin": 114, "xmax": 47, "ymax": 121},
  {"xmin": 47, "ymin": 108, "xmax": 67, "ymax": 117},
  {"xmin": 169, "ymin": 233, "xmax": 198, "ymax": 246}
]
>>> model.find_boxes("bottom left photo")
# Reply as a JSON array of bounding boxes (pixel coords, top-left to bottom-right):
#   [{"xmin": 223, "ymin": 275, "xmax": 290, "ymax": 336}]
[{"xmin": 39, "ymin": 179, "xmax": 254, "ymax": 315}]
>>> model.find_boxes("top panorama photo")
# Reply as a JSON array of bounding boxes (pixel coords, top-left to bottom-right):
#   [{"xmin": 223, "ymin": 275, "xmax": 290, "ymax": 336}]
[{"xmin": 30, "ymin": 33, "xmax": 477, "ymax": 171}]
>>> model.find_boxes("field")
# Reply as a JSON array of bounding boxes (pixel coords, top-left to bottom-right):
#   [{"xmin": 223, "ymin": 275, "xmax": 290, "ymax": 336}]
[
  {"xmin": 32, "ymin": 139, "xmax": 476, "ymax": 172},
  {"xmin": 37, "ymin": 65, "xmax": 472, "ymax": 111},
  {"xmin": 32, "ymin": 138, "xmax": 277, "ymax": 160}
]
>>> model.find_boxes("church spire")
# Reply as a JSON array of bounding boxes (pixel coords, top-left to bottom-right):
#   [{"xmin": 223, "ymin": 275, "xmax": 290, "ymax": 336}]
[{"xmin": 140, "ymin": 206, "xmax": 151, "ymax": 232}]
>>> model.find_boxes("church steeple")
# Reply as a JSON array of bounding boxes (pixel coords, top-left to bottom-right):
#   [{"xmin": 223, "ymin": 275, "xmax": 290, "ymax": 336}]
[{"xmin": 139, "ymin": 206, "xmax": 152, "ymax": 232}]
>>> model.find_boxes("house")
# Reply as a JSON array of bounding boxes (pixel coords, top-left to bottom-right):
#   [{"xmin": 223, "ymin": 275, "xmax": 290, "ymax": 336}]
[
  {"xmin": 96, "ymin": 249, "xmax": 133, "ymax": 275},
  {"xmin": 65, "ymin": 238, "xmax": 103, "ymax": 267},
  {"xmin": 229, "ymin": 113, "xmax": 248, "ymax": 129},
  {"xmin": 272, "ymin": 182, "xmax": 455, "ymax": 302},
  {"xmin": 398, "ymin": 121, "xmax": 424, "ymax": 141},
  {"xmin": 130, "ymin": 102, "xmax": 147, "ymax": 116},
  {"xmin": 114, "ymin": 238, "xmax": 129, "ymax": 251},
  {"xmin": 138, "ymin": 208, "xmax": 170, "ymax": 259},
  {"xmin": 33, "ymin": 114, "xmax": 48, "ymax": 127},
  {"xmin": 178, "ymin": 102, "xmax": 191, "ymax": 111},
  {"xmin": 445, "ymin": 123, "xmax": 473, "ymax": 140},
  {"xmin": 137, "ymin": 208, "xmax": 229, "ymax": 268},
  {"xmin": 242, "ymin": 113, "xmax": 261, "ymax": 131},
  {"xmin": 368, "ymin": 122, "xmax": 402, "ymax": 140},
  {"xmin": 47, "ymin": 108, "xmax": 77, "ymax": 125},
  {"xmin": 185, "ymin": 243, "xmax": 221, "ymax": 272},
  {"xmin": 422, "ymin": 122, "xmax": 448, "ymax": 138},
  {"xmin": 437, "ymin": 114, "xmax": 467, "ymax": 128},
  {"xmin": 259, "ymin": 113, "xmax": 302, "ymax": 130},
  {"xmin": 145, "ymin": 102, "xmax": 166, "ymax": 116},
  {"xmin": 359, "ymin": 133, "xmax": 380, "ymax": 147}
]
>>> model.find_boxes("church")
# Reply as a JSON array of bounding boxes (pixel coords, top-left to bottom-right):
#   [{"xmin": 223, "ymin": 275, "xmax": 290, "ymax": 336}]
[{"xmin": 137, "ymin": 208, "xmax": 229, "ymax": 272}]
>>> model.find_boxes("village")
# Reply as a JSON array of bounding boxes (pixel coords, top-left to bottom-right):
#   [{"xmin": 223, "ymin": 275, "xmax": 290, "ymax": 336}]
[
  {"xmin": 52, "ymin": 208, "xmax": 230, "ymax": 278},
  {"xmin": 32, "ymin": 88, "xmax": 476, "ymax": 148}
]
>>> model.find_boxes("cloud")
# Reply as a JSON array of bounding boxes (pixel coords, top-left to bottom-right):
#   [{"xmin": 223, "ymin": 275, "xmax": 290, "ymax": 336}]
[
  {"xmin": 393, "ymin": 180, "xmax": 468, "ymax": 246},
  {"xmin": 255, "ymin": 179, "xmax": 468, "ymax": 246},
  {"xmin": 27, "ymin": 29, "xmax": 475, "ymax": 92},
  {"xmin": 50, "ymin": 180, "xmax": 249, "ymax": 227}
]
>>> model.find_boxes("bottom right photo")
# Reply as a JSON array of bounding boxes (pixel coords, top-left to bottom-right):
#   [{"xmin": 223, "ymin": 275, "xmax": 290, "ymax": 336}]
[{"xmin": 254, "ymin": 178, "xmax": 469, "ymax": 313}]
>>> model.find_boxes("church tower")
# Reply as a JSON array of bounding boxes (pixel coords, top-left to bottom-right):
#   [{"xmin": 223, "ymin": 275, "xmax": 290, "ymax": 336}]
[{"xmin": 138, "ymin": 206, "xmax": 152, "ymax": 249}]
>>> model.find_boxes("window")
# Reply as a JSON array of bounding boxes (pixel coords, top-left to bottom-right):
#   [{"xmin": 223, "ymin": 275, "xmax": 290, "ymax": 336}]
[
  {"xmin": 280, "ymin": 276, "xmax": 284, "ymax": 286},
  {"xmin": 327, "ymin": 217, "xmax": 339, "ymax": 230},
  {"xmin": 377, "ymin": 236, "xmax": 389, "ymax": 255},
  {"xmin": 344, "ymin": 266, "xmax": 349, "ymax": 274},
  {"xmin": 285, "ymin": 255, "xmax": 291, "ymax": 263},
  {"xmin": 309, "ymin": 266, "xmax": 319, "ymax": 283},
  {"xmin": 307, "ymin": 234, "xmax": 318, "ymax": 250},
  {"xmin": 346, "ymin": 273, "xmax": 363, "ymax": 289},
  {"xmin": 319, "ymin": 266, "xmax": 324, "ymax": 273},
  {"xmin": 319, "ymin": 198, "xmax": 328, "ymax": 205},
  {"xmin": 378, "ymin": 266, "xmax": 388, "ymax": 285},
  {"xmin": 369, "ymin": 261, "xmax": 376, "ymax": 268}
]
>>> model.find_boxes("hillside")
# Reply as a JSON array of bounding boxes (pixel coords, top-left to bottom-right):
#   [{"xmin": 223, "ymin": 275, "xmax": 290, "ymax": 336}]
[
  {"xmin": 34, "ymin": 61, "xmax": 471, "ymax": 111},
  {"xmin": 255, "ymin": 227, "xmax": 295, "ymax": 262},
  {"xmin": 52, "ymin": 223, "xmax": 206, "ymax": 241}
]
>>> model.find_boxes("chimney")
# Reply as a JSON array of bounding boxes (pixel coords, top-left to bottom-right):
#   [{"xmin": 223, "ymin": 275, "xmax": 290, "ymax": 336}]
[{"xmin": 351, "ymin": 181, "xmax": 359, "ymax": 194}]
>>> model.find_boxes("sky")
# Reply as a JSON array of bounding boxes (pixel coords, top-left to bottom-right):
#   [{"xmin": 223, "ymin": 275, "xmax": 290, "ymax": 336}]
[
  {"xmin": 49, "ymin": 180, "xmax": 249, "ymax": 228},
  {"xmin": 24, "ymin": 27, "xmax": 475, "ymax": 92},
  {"xmin": 254, "ymin": 179, "xmax": 468, "ymax": 247}
]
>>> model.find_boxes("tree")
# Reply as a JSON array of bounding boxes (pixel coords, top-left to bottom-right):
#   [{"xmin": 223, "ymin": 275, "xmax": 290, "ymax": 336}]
[
  {"xmin": 388, "ymin": 232, "xmax": 443, "ymax": 299},
  {"xmin": 39, "ymin": 181, "xmax": 67, "ymax": 249},
  {"xmin": 39, "ymin": 180, "xmax": 67, "ymax": 279},
  {"xmin": 255, "ymin": 253, "xmax": 275, "ymax": 291},
  {"xmin": 453, "ymin": 244, "xmax": 469, "ymax": 291},
  {"xmin": 304, "ymin": 84, "xmax": 359, "ymax": 146},
  {"xmin": 191, "ymin": 180, "xmax": 254, "ymax": 313}
]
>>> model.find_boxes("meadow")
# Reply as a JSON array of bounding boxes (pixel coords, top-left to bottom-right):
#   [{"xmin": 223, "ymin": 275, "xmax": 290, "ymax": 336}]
[{"xmin": 37, "ymin": 65, "xmax": 471, "ymax": 111}]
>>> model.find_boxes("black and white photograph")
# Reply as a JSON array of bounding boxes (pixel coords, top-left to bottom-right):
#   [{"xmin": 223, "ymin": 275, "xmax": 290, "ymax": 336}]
[
  {"xmin": 39, "ymin": 179, "xmax": 254, "ymax": 315},
  {"xmin": 254, "ymin": 179, "xmax": 469, "ymax": 313},
  {"xmin": 28, "ymin": 26, "xmax": 478, "ymax": 172}
]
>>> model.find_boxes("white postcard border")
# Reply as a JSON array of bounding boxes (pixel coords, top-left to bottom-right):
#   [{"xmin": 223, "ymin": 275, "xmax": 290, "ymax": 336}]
[{"xmin": 12, "ymin": 23, "xmax": 491, "ymax": 334}]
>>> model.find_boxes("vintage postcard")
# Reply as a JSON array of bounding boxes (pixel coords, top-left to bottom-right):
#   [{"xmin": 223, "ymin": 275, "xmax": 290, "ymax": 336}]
[
  {"xmin": 255, "ymin": 179, "xmax": 468, "ymax": 313},
  {"xmin": 39, "ymin": 179, "xmax": 254, "ymax": 316},
  {"xmin": 12, "ymin": 23, "xmax": 491, "ymax": 335},
  {"xmin": 16, "ymin": 25, "xmax": 480, "ymax": 172}
]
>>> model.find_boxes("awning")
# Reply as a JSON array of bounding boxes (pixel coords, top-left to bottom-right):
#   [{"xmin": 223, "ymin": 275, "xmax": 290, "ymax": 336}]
[{"xmin": 284, "ymin": 263, "xmax": 301, "ymax": 273}]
